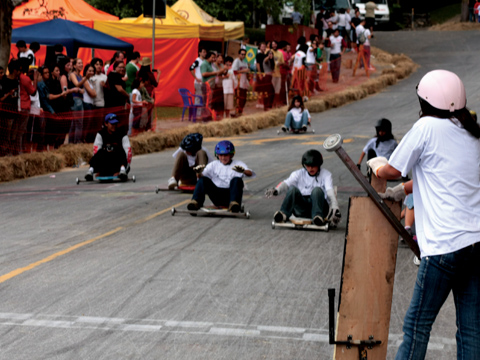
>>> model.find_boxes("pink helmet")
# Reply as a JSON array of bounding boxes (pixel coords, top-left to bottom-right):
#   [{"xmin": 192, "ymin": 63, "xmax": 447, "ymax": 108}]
[{"xmin": 416, "ymin": 70, "xmax": 466, "ymax": 112}]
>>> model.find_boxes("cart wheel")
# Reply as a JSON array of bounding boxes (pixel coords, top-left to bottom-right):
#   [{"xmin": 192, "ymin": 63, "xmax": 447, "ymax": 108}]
[
  {"xmin": 155, "ymin": 186, "xmax": 159, "ymax": 194},
  {"xmin": 246, "ymin": 211, "xmax": 250, "ymax": 219},
  {"xmin": 132, "ymin": 175, "xmax": 136, "ymax": 183},
  {"xmin": 75, "ymin": 177, "xmax": 80, "ymax": 185},
  {"xmin": 271, "ymin": 221, "xmax": 276, "ymax": 229},
  {"xmin": 325, "ymin": 223, "xmax": 329, "ymax": 232},
  {"xmin": 171, "ymin": 207, "xmax": 176, "ymax": 216},
  {"xmin": 312, "ymin": 129, "xmax": 315, "ymax": 133},
  {"xmin": 277, "ymin": 130, "xmax": 280, "ymax": 135}
]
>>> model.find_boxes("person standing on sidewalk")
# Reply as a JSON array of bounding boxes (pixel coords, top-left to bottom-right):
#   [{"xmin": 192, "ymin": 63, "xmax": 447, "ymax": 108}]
[
  {"xmin": 190, "ymin": 47, "xmax": 207, "ymax": 116},
  {"xmin": 232, "ymin": 49, "xmax": 250, "ymax": 116}
]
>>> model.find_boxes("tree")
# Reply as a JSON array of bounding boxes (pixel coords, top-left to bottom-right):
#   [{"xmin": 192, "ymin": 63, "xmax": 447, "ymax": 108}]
[
  {"xmin": 85, "ymin": 0, "xmax": 142, "ymax": 19},
  {"xmin": 0, "ymin": 0, "xmax": 26, "ymax": 69}
]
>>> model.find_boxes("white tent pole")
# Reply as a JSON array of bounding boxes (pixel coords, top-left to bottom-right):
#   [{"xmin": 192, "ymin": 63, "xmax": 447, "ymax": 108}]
[{"xmin": 152, "ymin": 0, "xmax": 156, "ymax": 68}]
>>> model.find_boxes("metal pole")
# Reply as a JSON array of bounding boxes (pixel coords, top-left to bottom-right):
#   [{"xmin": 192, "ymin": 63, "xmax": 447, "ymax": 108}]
[{"xmin": 152, "ymin": 0, "xmax": 156, "ymax": 68}]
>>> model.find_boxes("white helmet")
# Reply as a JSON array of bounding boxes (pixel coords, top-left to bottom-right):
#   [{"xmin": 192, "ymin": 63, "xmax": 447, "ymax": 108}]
[{"xmin": 416, "ymin": 70, "xmax": 466, "ymax": 112}]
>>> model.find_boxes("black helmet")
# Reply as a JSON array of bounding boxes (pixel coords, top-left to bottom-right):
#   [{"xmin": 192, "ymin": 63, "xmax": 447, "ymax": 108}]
[
  {"xmin": 375, "ymin": 118, "xmax": 392, "ymax": 134},
  {"xmin": 180, "ymin": 133, "xmax": 203, "ymax": 153},
  {"xmin": 302, "ymin": 149, "xmax": 323, "ymax": 168}
]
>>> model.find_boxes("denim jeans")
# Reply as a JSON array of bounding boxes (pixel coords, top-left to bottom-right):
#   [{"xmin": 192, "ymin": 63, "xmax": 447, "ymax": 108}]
[
  {"xmin": 284, "ymin": 111, "xmax": 309, "ymax": 130},
  {"xmin": 69, "ymin": 96, "xmax": 84, "ymax": 143},
  {"xmin": 192, "ymin": 177, "xmax": 243, "ymax": 207},
  {"xmin": 395, "ymin": 243, "xmax": 480, "ymax": 360},
  {"xmin": 280, "ymin": 186, "xmax": 329, "ymax": 219}
]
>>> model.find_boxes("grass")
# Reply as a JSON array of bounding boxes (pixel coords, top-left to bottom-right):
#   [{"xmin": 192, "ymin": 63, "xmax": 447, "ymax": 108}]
[
  {"xmin": 155, "ymin": 107, "xmax": 183, "ymax": 120},
  {"xmin": 430, "ymin": 3, "xmax": 461, "ymax": 24}
]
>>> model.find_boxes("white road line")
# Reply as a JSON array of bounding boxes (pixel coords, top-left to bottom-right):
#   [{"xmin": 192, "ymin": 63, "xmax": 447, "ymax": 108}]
[{"xmin": 0, "ymin": 312, "xmax": 456, "ymax": 348}]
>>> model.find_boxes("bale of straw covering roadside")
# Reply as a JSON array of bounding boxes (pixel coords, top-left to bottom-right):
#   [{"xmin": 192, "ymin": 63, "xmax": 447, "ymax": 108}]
[
  {"xmin": 0, "ymin": 152, "xmax": 64, "ymax": 182},
  {"xmin": 0, "ymin": 49, "xmax": 417, "ymax": 182}
]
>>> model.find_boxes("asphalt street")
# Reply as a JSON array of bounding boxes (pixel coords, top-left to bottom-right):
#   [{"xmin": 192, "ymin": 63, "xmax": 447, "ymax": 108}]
[{"xmin": 1, "ymin": 30, "xmax": 478, "ymax": 359}]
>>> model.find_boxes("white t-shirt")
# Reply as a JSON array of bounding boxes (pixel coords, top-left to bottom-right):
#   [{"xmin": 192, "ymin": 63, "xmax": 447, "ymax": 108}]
[
  {"xmin": 202, "ymin": 159, "xmax": 256, "ymax": 188},
  {"xmin": 306, "ymin": 47, "xmax": 316, "ymax": 64},
  {"xmin": 337, "ymin": 14, "xmax": 347, "ymax": 27},
  {"xmin": 345, "ymin": 13, "xmax": 352, "ymax": 30},
  {"xmin": 293, "ymin": 51, "xmax": 306, "ymax": 69},
  {"xmin": 19, "ymin": 49, "xmax": 35, "ymax": 66},
  {"xmin": 190, "ymin": 57, "xmax": 204, "ymax": 85},
  {"xmin": 356, "ymin": 25, "xmax": 371, "ymax": 46},
  {"xmin": 172, "ymin": 146, "xmax": 214, "ymax": 167},
  {"xmin": 90, "ymin": 73, "xmax": 107, "ymax": 107},
  {"xmin": 329, "ymin": 35, "xmax": 343, "ymax": 54},
  {"xmin": 283, "ymin": 168, "xmax": 334, "ymax": 197},
  {"xmin": 289, "ymin": 107, "xmax": 310, "ymax": 123},
  {"xmin": 388, "ymin": 116, "xmax": 480, "ymax": 257},
  {"xmin": 83, "ymin": 79, "xmax": 94, "ymax": 105},
  {"xmin": 222, "ymin": 69, "xmax": 237, "ymax": 94},
  {"xmin": 130, "ymin": 88, "xmax": 142, "ymax": 107},
  {"xmin": 232, "ymin": 58, "xmax": 249, "ymax": 89},
  {"xmin": 363, "ymin": 138, "xmax": 397, "ymax": 159}
]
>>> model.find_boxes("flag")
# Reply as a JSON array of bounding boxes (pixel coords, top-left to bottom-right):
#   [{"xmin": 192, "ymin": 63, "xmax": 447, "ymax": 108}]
[{"xmin": 245, "ymin": 45, "xmax": 257, "ymax": 65}]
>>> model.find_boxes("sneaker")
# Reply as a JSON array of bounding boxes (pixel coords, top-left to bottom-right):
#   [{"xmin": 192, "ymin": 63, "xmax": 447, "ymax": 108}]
[
  {"xmin": 273, "ymin": 211, "xmax": 287, "ymax": 223},
  {"xmin": 313, "ymin": 215, "xmax": 325, "ymax": 226},
  {"xmin": 229, "ymin": 201, "xmax": 241, "ymax": 213},
  {"xmin": 84, "ymin": 168, "xmax": 94, "ymax": 181},
  {"xmin": 187, "ymin": 200, "xmax": 200, "ymax": 211},
  {"xmin": 302, "ymin": 125, "xmax": 308, "ymax": 132},
  {"xmin": 118, "ymin": 168, "xmax": 128, "ymax": 181},
  {"xmin": 413, "ymin": 256, "xmax": 421, "ymax": 266},
  {"xmin": 281, "ymin": 125, "xmax": 288, "ymax": 132},
  {"xmin": 168, "ymin": 177, "xmax": 177, "ymax": 190}
]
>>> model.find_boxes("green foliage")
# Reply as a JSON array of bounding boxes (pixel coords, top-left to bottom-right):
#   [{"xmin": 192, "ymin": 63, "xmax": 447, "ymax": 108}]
[
  {"xmin": 245, "ymin": 28, "xmax": 266, "ymax": 44},
  {"xmin": 85, "ymin": 0, "xmax": 142, "ymax": 18}
]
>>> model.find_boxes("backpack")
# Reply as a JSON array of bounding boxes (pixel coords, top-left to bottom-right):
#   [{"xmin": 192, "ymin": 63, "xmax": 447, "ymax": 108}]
[{"xmin": 358, "ymin": 31, "xmax": 367, "ymax": 44}]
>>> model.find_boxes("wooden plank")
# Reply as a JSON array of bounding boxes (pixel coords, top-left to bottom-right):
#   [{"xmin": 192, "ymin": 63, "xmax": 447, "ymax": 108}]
[{"xmin": 334, "ymin": 195, "xmax": 401, "ymax": 360}]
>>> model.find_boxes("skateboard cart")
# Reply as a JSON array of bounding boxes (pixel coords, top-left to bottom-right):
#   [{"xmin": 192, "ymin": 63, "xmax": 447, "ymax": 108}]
[
  {"xmin": 171, "ymin": 205, "xmax": 250, "ymax": 219},
  {"xmin": 271, "ymin": 216, "xmax": 329, "ymax": 231},
  {"xmin": 155, "ymin": 185, "xmax": 195, "ymax": 194},
  {"xmin": 323, "ymin": 133, "xmax": 418, "ymax": 360},
  {"xmin": 277, "ymin": 123, "xmax": 315, "ymax": 135},
  {"xmin": 76, "ymin": 174, "xmax": 136, "ymax": 185}
]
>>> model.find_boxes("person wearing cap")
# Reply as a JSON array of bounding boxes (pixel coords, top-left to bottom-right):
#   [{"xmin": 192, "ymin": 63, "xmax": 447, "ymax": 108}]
[
  {"xmin": 125, "ymin": 51, "xmax": 141, "ymax": 94},
  {"xmin": 367, "ymin": 70, "xmax": 480, "ymax": 359},
  {"xmin": 85, "ymin": 113, "xmax": 132, "ymax": 181},
  {"xmin": 167, "ymin": 133, "xmax": 213, "ymax": 189},
  {"xmin": 356, "ymin": 118, "xmax": 397, "ymax": 171}
]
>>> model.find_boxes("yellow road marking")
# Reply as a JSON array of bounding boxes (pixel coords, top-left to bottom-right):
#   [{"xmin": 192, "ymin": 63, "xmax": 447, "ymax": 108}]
[{"xmin": 0, "ymin": 199, "xmax": 191, "ymax": 284}]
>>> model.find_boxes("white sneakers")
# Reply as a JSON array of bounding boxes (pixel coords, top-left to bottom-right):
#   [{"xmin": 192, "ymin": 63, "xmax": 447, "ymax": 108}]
[{"xmin": 168, "ymin": 177, "xmax": 177, "ymax": 190}]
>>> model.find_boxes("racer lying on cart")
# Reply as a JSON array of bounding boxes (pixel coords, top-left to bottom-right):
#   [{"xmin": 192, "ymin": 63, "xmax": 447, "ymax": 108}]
[
  {"xmin": 85, "ymin": 113, "xmax": 132, "ymax": 181},
  {"xmin": 167, "ymin": 133, "xmax": 213, "ymax": 189},
  {"xmin": 265, "ymin": 149, "xmax": 341, "ymax": 226},
  {"xmin": 187, "ymin": 140, "xmax": 255, "ymax": 213}
]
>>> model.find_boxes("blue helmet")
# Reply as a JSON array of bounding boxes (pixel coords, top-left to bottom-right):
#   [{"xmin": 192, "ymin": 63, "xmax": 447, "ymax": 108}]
[{"xmin": 214, "ymin": 140, "xmax": 235, "ymax": 158}]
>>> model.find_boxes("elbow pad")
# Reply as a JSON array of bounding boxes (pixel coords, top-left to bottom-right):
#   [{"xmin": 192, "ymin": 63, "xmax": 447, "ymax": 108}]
[
  {"xmin": 326, "ymin": 188, "xmax": 338, "ymax": 209},
  {"xmin": 275, "ymin": 182, "xmax": 289, "ymax": 195}
]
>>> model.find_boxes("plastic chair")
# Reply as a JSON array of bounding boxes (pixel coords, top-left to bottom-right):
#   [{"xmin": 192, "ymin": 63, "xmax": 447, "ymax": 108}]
[{"xmin": 178, "ymin": 88, "xmax": 203, "ymax": 122}]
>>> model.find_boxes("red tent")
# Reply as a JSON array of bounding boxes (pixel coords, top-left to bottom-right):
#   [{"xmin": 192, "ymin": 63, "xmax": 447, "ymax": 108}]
[{"xmin": 13, "ymin": 0, "xmax": 118, "ymax": 29}]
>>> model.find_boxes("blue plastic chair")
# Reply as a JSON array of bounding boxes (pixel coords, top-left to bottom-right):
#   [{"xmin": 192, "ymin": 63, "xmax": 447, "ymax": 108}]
[{"xmin": 178, "ymin": 88, "xmax": 204, "ymax": 122}]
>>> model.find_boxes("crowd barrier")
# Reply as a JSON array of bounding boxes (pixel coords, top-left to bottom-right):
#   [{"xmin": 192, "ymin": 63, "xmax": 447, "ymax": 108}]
[{"xmin": 0, "ymin": 103, "xmax": 154, "ymax": 157}]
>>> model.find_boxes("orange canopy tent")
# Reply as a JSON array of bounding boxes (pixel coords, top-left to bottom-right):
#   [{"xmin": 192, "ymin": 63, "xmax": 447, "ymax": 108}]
[
  {"xmin": 94, "ymin": 7, "xmax": 201, "ymax": 107},
  {"xmin": 12, "ymin": 0, "xmax": 118, "ymax": 29}
]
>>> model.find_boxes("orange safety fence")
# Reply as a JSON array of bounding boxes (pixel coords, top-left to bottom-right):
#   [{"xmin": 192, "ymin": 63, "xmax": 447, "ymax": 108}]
[{"xmin": 0, "ymin": 104, "xmax": 153, "ymax": 157}]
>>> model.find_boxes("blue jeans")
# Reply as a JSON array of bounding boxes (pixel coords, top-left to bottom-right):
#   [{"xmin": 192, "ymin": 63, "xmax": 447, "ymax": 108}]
[
  {"xmin": 280, "ymin": 186, "xmax": 329, "ymax": 219},
  {"xmin": 192, "ymin": 177, "xmax": 243, "ymax": 207},
  {"xmin": 69, "ymin": 96, "xmax": 84, "ymax": 143},
  {"xmin": 395, "ymin": 244, "xmax": 480, "ymax": 360},
  {"xmin": 284, "ymin": 111, "xmax": 309, "ymax": 130}
]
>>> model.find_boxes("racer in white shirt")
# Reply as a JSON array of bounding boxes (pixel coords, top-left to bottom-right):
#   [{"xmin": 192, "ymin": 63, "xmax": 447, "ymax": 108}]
[
  {"xmin": 188, "ymin": 140, "xmax": 256, "ymax": 213},
  {"xmin": 265, "ymin": 150, "xmax": 341, "ymax": 227}
]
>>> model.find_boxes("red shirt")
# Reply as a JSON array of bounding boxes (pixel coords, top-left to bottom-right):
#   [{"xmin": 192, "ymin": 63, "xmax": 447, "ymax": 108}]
[{"xmin": 19, "ymin": 74, "xmax": 36, "ymax": 110}]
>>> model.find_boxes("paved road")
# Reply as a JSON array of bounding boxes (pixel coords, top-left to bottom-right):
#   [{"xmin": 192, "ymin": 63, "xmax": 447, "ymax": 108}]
[{"xmin": 1, "ymin": 30, "xmax": 478, "ymax": 359}]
